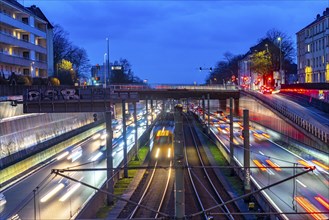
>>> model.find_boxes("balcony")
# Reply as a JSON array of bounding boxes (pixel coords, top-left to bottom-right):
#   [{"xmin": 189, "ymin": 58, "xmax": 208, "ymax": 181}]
[
  {"xmin": 0, "ymin": 53, "xmax": 47, "ymax": 70},
  {"xmin": 0, "ymin": 13, "xmax": 46, "ymax": 38},
  {"xmin": 0, "ymin": 32, "xmax": 47, "ymax": 54}
]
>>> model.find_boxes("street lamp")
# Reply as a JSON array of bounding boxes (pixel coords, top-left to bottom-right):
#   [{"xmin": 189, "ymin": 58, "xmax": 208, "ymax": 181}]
[
  {"xmin": 277, "ymin": 37, "xmax": 283, "ymax": 84},
  {"xmin": 105, "ymin": 37, "xmax": 110, "ymax": 88}
]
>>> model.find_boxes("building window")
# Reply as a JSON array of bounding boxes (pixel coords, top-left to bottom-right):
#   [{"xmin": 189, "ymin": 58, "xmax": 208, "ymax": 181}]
[
  {"xmin": 307, "ymin": 44, "xmax": 311, "ymax": 52},
  {"xmin": 22, "ymin": 17, "xmax": 28, "ymax": 24},
  {"xmin": 23, "ymin": 51, "xmax": 29, "ymax": 59},
  {"xmin": 23, "ymin": 69, "xmax": 29, "ymax": 75},
  {"xmin": 22, "ymin": 34, "xmax": 29, "ymax": 42}
]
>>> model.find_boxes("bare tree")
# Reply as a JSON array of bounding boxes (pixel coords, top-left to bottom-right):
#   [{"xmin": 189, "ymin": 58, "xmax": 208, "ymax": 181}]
[
  {"xmin": 52, "ymin": 24, "xmax": 90, "ymax": 80},
  {"xmin": 262, "ymin": 28, "xmax": 295, "ymax": 63},
  {"xmin": 69, "ymin": 47, "xmax": 91, "ymax": 79},
  {"xmin": 53, "ymin": 24, "xmax": 73, "ymax": 72}
]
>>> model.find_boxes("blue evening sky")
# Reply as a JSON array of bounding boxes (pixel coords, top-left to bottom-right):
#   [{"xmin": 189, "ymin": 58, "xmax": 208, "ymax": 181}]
[{"xmin": 21, "ymin": 0, "xmax": 328, "ymax": 84}]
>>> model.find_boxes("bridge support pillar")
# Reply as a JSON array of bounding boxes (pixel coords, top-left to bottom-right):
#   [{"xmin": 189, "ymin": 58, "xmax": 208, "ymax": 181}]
[
  {"xmin": 174, "ymin": 105, "xmax": 185, "ymax": 219},
  {"xmin": 162, "ymin": 99, "xmax": 165, "ymax": 112},
  {"xmin": 151, "ymin": 98, "xmax": 154, "ymax": 122},
  {"xmin": 229, "ymin": 97, "xmax": 234, "ymax": 176},
  {"xmin": 243, "ymin": 109, "xmax": 251, "ymax": 199},
  {"xmin": 145, "ymin": 99, "xmax": 149, "ymax": 128},
  {"xmin": 202, "ymin": 96, "xmax": 205, "ymax": 122},
  {"xmin": 219, "ymin": 99, "xmax": 226, "ymax": 111},
  {"xmin": 105, "ymin": 109, "xmax": 114, "ymax": 205},
  {"xmin": 234, "ymin": 98, "xmax": 239, "ymax": 116},
  {"xmin": 122, "ymin": 99, "xmax": 128, "ymax": 178},
  {"xmin": 133, "ymin": 101, "xmax": 139, "ymax": 160}
]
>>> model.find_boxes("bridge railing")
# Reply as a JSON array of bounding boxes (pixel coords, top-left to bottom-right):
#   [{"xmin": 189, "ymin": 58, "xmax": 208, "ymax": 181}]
[
  {"xmin": 242, "ymin": 90, "xmax": 329, "ymax": 151},
  {"xmin": 106, "ymin": 83, "xmax": 238, "ymax": 91}
]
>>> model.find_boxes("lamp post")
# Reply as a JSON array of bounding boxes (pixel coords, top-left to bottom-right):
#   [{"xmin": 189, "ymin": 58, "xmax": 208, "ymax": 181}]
[
  {"xmin": 106, "ymin": 37, "xmax": 110, "ymax": 88},
  {"xmin": 278, "ymin": 37, "xmax": 283, "ymax": 85}
]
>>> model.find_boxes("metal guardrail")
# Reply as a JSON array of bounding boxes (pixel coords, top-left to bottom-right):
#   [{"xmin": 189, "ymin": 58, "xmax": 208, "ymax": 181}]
[{"xmin": 241, "ymin": 90, "xmax": 328, "ymax": 149}]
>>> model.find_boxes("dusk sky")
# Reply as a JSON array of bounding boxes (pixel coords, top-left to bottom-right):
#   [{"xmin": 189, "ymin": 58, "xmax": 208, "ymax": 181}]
[{"xmin": 21, "ymin": 0, "xmax": 328, "ymax": 84}]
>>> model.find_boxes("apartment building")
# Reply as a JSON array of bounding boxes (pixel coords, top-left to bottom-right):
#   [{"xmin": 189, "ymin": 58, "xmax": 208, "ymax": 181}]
[
  {"xmin": 297, "ymin": 8, "xmax": 329, "ymax": 83},
  {"xmin": 0, "ymin": 0, "xmax": 53, "ymax": 79}
]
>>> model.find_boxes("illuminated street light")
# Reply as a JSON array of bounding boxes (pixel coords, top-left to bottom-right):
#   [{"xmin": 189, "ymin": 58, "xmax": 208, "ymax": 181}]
[{"xmin": 277, "ymin": 37, "xmax": 283, "ymax": 84}]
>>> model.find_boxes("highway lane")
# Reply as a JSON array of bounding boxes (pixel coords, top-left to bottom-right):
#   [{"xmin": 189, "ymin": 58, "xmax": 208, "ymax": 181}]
[
  {"xmin": 1, "ymin": 110, "xmax": 154, "ymax": 219},
  {"xmin": 200, "ymin": 107, "xmax": 329, "ymax": 220},
  {"xmin": 275, "ymin": 92, "xmax": 329, "ymax": 127}
]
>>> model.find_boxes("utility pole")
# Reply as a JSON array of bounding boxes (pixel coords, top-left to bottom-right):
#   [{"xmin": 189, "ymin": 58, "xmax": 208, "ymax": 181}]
[
  {"xmin": 229, "ymin": 97, "xmax": 234, "ymax": 176},
  {"xmin": 174, "ymin": 105, "xmax": 184, "ymax": 219},
  {"xmin": 105, "ymin": 109, "xmax": 114, "ymax": 205},
  {"xmin": 243, "ymin": 109, "xmax": 251, "ymax": 198}
]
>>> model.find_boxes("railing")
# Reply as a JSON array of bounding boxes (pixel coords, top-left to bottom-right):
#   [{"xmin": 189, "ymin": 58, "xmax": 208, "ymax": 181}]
[
  {"xmin": 107, "ymin": 84, "xmax": 238, "ymax": 91},
  {"xmin": 242, "ymin": 90, "xmax": 329, "ymax": 150}
]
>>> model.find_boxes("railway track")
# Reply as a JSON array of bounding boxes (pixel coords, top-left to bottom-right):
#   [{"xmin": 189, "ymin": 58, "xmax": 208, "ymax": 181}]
[
  {"xmin": 183, "ymin": 113, "xmax": 242, "ymax": 220},
  {"xmin": 128, "ymin": 158, "xmax": 173, "ymax": 219},
  {"xmin": 118, "ymin": 113, "xmax": 174, "ymax": 219}
]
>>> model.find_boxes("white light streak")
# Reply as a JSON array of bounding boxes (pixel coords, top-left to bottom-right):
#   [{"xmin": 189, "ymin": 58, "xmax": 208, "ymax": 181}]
[
  {"xmin": 296, "ymin": 179, "xmax": 307, "ymax": 188},
  {"xmin": 40, "ymin": 183, "xmax": 65, "ymax": 203},
  {"xmin": 56, "ymin": 151, "xmax": 69, "ymax": 160},
  {"xmin": 91, "ymin": 152, "xmax": 103, "ymax": 162},
  {"xmin": 59, "ymin": 183, "xmax": 81, "ymax": 202}
]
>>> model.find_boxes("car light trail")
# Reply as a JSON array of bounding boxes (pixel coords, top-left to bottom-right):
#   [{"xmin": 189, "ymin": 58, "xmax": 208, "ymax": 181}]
[
  {"xmin": 295, "ymin": 196, "xmax": 327, "ymax": 220},
  {"xmin": 315, "ymin": 196, "xmax": 329, "ymax": 210},
  {"xmin": 56, "ymin": 151, "xmax": 69, "ymax": 160},
  {"xmin": 266, "ymin": 160, "xmax": 281, "ymax": 171},
  {"xmin": 100, "ymin": 133, "xmax": 107, "ymax": 140},
  {"xmin": 298, "ymin": 160, "xmax": 313, "ymax": 168},
  {"xmin": 262, "ymin": 133, "xmax": 270, "ymax": 138},
  {"xmin": 40, "ymin": 183, "xmax": 65, "ymax": 203},
  {"xmin": 91, "ymin": 152, "xmax": 103, "ymax": 162},
  {"xmin": 92, "ymin": 133, "xmax": 101, "ymax": 140},
  {"xmin": 296, "ymin": 179, "xmax": 307, "ymax": 188},
  {"xmin": 59, "ymin": 183, "xmax": 82, "ymax": 202},
  {"xmin": 312, "ymin": 160, "xmax": 329, "ymax": 170},
  {"xmin": 253, "ymin": 160, "xmax": 266, "ymax": 171}
]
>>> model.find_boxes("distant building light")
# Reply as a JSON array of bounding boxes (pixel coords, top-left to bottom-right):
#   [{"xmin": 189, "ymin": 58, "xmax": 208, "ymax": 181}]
[{"xmin": 111, "ymin": 66, "xmax": 122, "ymax": 70}]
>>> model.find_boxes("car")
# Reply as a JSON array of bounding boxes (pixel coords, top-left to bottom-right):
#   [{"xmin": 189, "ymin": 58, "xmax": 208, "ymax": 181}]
[{"xmin": 261, "ymin": 86, "xmax": 272, "ymax": 94}]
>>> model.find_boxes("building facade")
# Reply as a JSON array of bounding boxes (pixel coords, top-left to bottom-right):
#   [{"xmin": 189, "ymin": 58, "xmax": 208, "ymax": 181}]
[
  {"xmin": 297, "ymin": 8, "xmax": 329, "ymax": 83},
  {"xmin": 0, "ymin": 0, "xmax": 53, "ymax": 79}
]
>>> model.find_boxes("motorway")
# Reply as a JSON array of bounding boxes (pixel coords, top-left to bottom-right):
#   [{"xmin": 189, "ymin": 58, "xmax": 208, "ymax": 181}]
[
  {"xmin": 0, "ymin": 107, "xmax": 157, "ymax": 220},
  {"xmin": 199, "ymin": 95, "xmax": 329, "ymax": 220}
]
